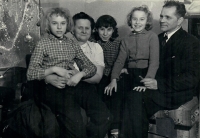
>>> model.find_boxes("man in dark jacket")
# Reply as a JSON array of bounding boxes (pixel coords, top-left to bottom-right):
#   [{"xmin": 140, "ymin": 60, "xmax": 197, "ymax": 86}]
[{"xmin": 120, "ymin": 1, "xmax": 200, "ymax": 138}]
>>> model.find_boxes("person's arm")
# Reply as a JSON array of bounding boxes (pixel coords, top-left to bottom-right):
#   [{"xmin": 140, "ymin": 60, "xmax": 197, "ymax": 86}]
[
  {"xmin": 145, "ymin": 33, "xmax": 159, "ymax": 79},
  {"xmin": 27, "ymin": 40, "xmax": 72, "ymax": 81},
  {"xmin": 105, "ymin": 40, "xmax": 127, "ymax": 95},
  {"xmin": 83, "ymin": 65, "xmax": 104, "ymax": 84},
  {"xmin": 45, "ymin": 74, "xmax": 67, "ymax": 89},
  {"xmin": 27, "ymin": 41, "xmax": 46, "ymax": 81},
  {"xmin": 157, "ymin": 39, "xmax": 200, "ymax": 92},
  {"xmin": 73, "ymin": 42, "xmax": 97, "ymax": 79},
  {"xmin": 111, "ymin": 40, "xmax": 128, "ymax": 80},
  {"xmin": 66, "ymin": 42, "xmax": 97, "ymax": 86},
  {"xmin": 83, "ymin": 43, "xmax": 105, "ymax": 84}
]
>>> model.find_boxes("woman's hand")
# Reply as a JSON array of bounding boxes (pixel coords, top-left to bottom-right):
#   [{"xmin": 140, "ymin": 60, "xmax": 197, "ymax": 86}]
[
  {"xmin": 104, "ymin": 79, "xmax": 117, "ymax": 96},
  {"xmin": 53, "ymin": 66, "xmax": 72, "ymax": 79},
  {"xmin": 120, "ymin": 68, "xmax": 129, "ymax": 75},
  {"xmin": 70, "ymin": 69, "xmax": 79, "ymax": 76},
  {"xmin": 140, "ymin": 78, "xmax": 158, "ymax": 90},
  {"xmin": 45, "ymin": 74, "xmax": 67, "ymax": 89},
  {"xmin": 67, "ymin": 72, "xmax": 85, "ymax": 86},
  {"xmin": 133, "ymin": 86, "xmax": 146, "ymax": 92}
]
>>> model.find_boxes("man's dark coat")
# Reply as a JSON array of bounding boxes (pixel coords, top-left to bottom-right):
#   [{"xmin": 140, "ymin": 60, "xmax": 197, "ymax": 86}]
[{"xmin": 152, "ymin": 28, "xmax": 200, "ymax": 109}]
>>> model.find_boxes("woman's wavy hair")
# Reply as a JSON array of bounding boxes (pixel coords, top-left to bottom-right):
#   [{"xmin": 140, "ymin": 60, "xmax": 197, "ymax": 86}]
[
  {"xmin": 94, "ymin": 15, "xmax": 119, "ymax": 41},
  {"xmin": 127, "ymin": 5, "xmax": 153, "ymax": 31},
  {"xmin": 42, "ymin": 7, "xmax": 73, "ymax": 35}
]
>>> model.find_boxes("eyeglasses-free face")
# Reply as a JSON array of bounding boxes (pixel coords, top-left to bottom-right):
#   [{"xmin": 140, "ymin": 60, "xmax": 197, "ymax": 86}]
[
  {"xmin": 49, "ymin": 15, "xmax": 67, "ymax": 38},
  {"xmin": 73, "ymin": 19, "xmax": 92, "ymax": 44},
  {"xmin": 98, "ymin": 27, "xmax": 114, "ymax": 42}
]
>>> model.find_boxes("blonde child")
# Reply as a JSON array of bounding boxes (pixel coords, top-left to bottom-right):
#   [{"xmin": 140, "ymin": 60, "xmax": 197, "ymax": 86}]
[{"xmin": 105, "ymin": 5, "xmax": 159, "ymax": 95}]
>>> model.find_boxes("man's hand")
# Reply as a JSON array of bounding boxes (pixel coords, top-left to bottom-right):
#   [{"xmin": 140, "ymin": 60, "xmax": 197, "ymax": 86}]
[
  {"xmin": 104, "ymin": 79, "xmax": 117, "ymax": 96},
  {"xmin": 45, "ymin": 74, "xmax": 67, "ymax": 89},
  {"xmin": 140, "ymin": 78, "xmax": 158, "ymax": 90}
]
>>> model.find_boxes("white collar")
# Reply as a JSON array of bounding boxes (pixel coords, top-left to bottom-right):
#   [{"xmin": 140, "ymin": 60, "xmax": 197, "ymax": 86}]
[
  {"xmin": 165, "ymin": 26, "xmax": 181, "ymax": 42},
  {"xmin": 81, "ymin": 41, "xmax": 90, "ymax": 47}
]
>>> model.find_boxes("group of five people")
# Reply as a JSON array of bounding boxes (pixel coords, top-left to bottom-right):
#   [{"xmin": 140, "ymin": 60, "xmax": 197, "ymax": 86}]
[{"xmin": 4, "ymin": 0, "xmax": 200, "ymax": 138}]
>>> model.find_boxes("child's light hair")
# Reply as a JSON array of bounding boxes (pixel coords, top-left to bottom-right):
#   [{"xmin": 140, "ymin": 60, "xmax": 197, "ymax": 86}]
[
  {"xmin": 127, "ymin": 5, "xmax": 153, "ymax": 31},
  {"xmin": 42, "ymin": 7, "xmax": 73, "ymax": 34}
]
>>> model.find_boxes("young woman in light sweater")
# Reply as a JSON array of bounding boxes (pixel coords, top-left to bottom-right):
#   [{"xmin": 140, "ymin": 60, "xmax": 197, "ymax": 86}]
[{"xmin": 105, "ymin": 5, "xmax": 159, "ymax": 96}]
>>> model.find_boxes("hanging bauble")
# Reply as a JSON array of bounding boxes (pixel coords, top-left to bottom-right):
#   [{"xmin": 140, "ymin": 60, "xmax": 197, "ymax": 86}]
[{"xmin": 24, "ymin": 33, "xmax": 33, "ymax": 42}]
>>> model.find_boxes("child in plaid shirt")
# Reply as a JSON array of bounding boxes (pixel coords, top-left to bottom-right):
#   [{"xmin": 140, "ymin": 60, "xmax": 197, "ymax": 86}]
[{"xmin": 27, "ymin": 7, "xmax": 111, "ymax": 138}]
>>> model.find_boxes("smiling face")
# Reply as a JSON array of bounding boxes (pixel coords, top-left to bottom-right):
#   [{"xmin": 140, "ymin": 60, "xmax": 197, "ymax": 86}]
[
  {"xmin": 131, "ymin": 10, "xmax": 147, "ymax": 33},
  {"xmin": 159, "ymin": 6, "xmax": 181, "ymax": 33},
  {"xmin": 73, "ymin": 19, "xmax": 91, "ymax": 45},
  {"xmin": 49, "ymin": 14, "xmax": 67, "ymax": 38},
  {"xmin": 98, "ymin": 26, "xmax": 114, "ymax": 42}
]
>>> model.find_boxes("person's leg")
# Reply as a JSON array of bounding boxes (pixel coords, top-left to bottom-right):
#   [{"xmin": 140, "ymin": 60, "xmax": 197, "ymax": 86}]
[
  {"xmin": 97, "ymin": 75, "xmax": 110, "ymax": 99},
  {"xmin": 75, "ymin": 82, "xmax": 112, "ymax": 138},
  {"xmin": 120, "ymin": 89, "xmax": 163, "ymax": 138},
  {"xmin": 43, "ymin": 84, "xmax": 87, "ymax": 138},
  {"xmin": 102, "ymin": 73, "xmax": 131, "ymax": 136}
]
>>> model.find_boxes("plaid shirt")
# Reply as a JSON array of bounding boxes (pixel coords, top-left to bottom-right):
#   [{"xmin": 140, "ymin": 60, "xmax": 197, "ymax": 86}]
[
  {"xmin": 97, "ymin": 39, "xmax": 120, "ymax": 76},
  {"xmin": 27, "ymin": 34, "xmax": 97, "ymax": 81}
]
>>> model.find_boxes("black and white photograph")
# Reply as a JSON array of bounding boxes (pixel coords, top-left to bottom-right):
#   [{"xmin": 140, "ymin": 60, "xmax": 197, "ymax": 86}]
[{"xmin": 0, "ymin": 0, "xmax": 200, "ymax": 138}]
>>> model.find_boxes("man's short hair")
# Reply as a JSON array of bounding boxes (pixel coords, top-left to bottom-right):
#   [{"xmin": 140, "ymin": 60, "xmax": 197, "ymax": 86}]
[{"xmin": 163, "ymin": 0, "xmax": 186, "ymax": 18}]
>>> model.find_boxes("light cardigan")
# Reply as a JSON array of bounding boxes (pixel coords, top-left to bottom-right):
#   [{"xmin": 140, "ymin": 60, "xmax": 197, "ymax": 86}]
[{"xmin": 111, "ymin": 29, "xmax": 159, "ymax": 80}]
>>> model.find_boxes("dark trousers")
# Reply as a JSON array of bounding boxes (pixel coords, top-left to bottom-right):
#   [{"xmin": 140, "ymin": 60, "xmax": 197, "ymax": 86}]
[
  {"xmin": 43, "ymin": 83, "xmax": 86, "ymax": 138},
  {"xmin": 74, "ymin": 82, "xmax": 112, "ymax": 138},
  {"xmin": 127, "ymin": 68, "xmax": 148, "ymax": 88},
  {"xmin": 119, "ymin": 68, "xmax": 163, "ymax": 138},
  {"xmin": 97, "ymin": 68, "xmax": 148, "ymax": 131},
  {"xmin": 97, "ymin": 74, "xmax": 129, "ymax": 131},
  {"xmin": 120, "ymin": 90, "xmax": 160, "ymax": 138},
  {"xmin": 120, "ymin": 89, "xmax": 184, "ymax": 138},
  {"xmin": 43, "ymin": 81, "xmax": 112, "ymax": 138}
]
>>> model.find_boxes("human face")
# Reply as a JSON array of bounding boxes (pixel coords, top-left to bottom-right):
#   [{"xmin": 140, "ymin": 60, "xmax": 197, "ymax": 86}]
[
  {"xmin": 98, "ymin": 27, "xmax": 114, "ymax": 42},
  {"xmin": 73, "ymin": 19, "xmax": 91, "ymax": 44},
  {"xmin": 159, "ymin": 6, "xmax": 181, "ymax": 33},
  {"xmin": 49, "ymin": 15, "xmax": 67, "ymax": 38},
  {"xmin": 131, "ymin": 10, "xmax": 147, "ymax": 33}
]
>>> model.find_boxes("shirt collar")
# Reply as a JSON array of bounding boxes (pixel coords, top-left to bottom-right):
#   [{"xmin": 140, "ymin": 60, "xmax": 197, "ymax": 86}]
[
  {"xmin": 48, "ymin": 33, "xmax": 68, "ymax": 41},
  {"xmin": 165, "ymin": 26, "xmax": 181, "ymax": 41},
  {"xmin": 81, "ymin": 41, "xmax": 91, "ymax": 48},
  {"xmin": 129, "ymin": 29, "xmax": 148, "ymax": 36}
]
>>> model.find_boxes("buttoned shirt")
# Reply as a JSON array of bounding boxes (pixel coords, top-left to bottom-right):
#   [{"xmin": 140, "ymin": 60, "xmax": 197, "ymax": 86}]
[
  {"xmin": 97, "ymin": 39, "xmax": 121, "ymax": 76},
  {"xmin": 111, "ymin": 30, "xmax": 159, "ymax": 80},
  {"xmin": 27, "ymin": 34, "xmax": 97, "ymax": 80}
]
